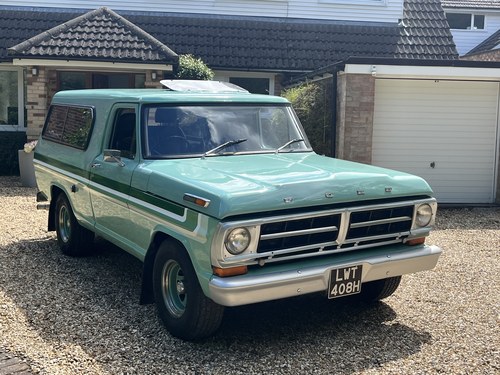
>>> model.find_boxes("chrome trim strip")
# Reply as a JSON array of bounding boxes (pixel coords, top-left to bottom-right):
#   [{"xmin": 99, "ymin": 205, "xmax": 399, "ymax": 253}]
[
  {"xmin": 260, "ymin": 225, "xmax": 339, "ymax": 240},
  {"xmin": 344, "ymin": 231, "xmax": 410, "ymax": 244},
  {"xmin": 349, "ymin": 216, "xmax": 412, "ymax": 228}
]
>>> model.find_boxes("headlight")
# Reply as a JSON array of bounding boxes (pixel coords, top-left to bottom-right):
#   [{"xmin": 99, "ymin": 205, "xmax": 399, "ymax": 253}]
[
  {"xmin": 415, "ymin": 203, "xmax": 433, "ymax": 227},
  {"xmin": 225, "ymin": 227, "xmax": 251, "ymax": 255}
]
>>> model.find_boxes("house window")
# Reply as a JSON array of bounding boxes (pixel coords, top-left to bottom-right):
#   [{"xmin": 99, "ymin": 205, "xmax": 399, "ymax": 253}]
[
  {"xmin": 0, "ymin": 69, "xmax": 22, "ymax": 127},
  {"xmin": 446, "ymin": 13, "xmax": 485, "ymax": 30},
  {"xmin": 58, "ymin": 71, "xmax": 146, "ymax": 90},
  {"xmin": 229, "ymin": 77, "xmax": 270, "ymax": 94}
]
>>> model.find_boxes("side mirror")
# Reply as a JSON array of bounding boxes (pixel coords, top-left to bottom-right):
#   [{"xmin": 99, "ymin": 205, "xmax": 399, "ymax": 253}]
[{"xmin": 103, "ymin": 149, "xmax": 125, "ymax": 167}]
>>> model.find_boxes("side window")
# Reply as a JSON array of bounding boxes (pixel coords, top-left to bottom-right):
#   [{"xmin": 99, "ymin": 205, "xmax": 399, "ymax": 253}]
[
  {"xmin": 109, "ymin": 109, "xmax": 137, "ymax": 159},
  {"xmin": 43, "ymin": 105, "xmax": 94, "ymax": 149}
]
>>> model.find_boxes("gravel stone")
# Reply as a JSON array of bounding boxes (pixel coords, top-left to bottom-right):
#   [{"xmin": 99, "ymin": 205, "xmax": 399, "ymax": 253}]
[{"xmin": 0, "ymin": 176, "xmax": 498, "ymax": 374}]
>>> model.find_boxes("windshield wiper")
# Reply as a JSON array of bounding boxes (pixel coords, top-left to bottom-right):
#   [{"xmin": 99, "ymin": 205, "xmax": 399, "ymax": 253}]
[
  {"xmin": 275, "ymin": 138, "xmax": 305, "ymax": 153},
  {"xmin": 203, "ymin": 139, "xmax": 247, "ymax": 158}
]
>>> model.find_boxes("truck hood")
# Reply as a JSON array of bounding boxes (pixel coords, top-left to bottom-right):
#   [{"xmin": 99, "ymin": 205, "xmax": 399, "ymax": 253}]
[{"xmin": 144, "ymin": 153, "xmax": 433, "ymax": 219}]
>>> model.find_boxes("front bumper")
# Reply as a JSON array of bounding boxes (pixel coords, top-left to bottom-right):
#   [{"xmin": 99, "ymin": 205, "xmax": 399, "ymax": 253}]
[{"xmin": 208, "ymin": 244, "xmax": 442, "ymax": 306}]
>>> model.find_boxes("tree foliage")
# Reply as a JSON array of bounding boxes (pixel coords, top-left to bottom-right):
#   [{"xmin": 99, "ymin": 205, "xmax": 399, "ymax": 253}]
[
  {"xmin": 282, "ymin": 81, "xmax": 332, "ymax": 156},
  {"xmin": 175, "ymin": 54, "xmax": 214, "ymax": 80}
]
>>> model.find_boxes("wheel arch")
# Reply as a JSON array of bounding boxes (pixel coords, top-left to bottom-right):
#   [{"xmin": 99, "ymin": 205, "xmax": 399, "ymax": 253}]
[
  {"xmin": 140, "ymin": 232, "xmax": 188, "ymax": 305},
  {"xmin": 48, "ymin": 185, "xmax": 66, "ymax": 231}
]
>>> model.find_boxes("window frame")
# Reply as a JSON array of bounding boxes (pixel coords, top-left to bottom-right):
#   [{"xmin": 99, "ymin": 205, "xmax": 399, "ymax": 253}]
[
  {"xmin": 446, "ymin": 12, "xmax": 486, "ymax": 31},
  {"xmin": 0, "ymin": 66, "xmax": 25, "ymax": 131}
]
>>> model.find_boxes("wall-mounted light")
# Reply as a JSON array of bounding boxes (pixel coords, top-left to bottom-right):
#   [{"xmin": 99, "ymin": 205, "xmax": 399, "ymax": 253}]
[
  {"xmin": 32, "ymin": 67, "xmax": 38, "ymax": 76},
  {"xmin": 151, "ymin": 72, "xmax": 157, "ymax": 80}
]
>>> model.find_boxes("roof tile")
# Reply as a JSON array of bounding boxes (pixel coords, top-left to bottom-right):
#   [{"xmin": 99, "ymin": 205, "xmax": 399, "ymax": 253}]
[{"xmin": 0, "ymin": 0, "xmax": 457, "ymax": 71}]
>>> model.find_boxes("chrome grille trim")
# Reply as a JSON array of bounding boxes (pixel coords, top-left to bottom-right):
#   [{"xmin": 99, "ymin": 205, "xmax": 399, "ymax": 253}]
[
  {"xmin": 212, "ymin": 198, "xmax": 437, "ymax": 268},
  {"xmin": 349, "ymin": 216, "xmax": 412, "ymax": 229},
  {"xmin": 260, "ymin": 225, "xmax": 339, "ymax": 240}
]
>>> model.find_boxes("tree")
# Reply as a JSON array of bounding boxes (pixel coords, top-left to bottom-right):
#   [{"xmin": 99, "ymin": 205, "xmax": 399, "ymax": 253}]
[
  {"xmin": 282, "ymin": 82, "xmax": 332, "ymax": 156},
  {"xmin": 175, "ymin": 55, "xmax": 214, "ymax": 80}
]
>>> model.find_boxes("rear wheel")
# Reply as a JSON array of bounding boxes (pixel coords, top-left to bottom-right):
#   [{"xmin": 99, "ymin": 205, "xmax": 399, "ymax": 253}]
[
  {"xmin": 54, "ymin": 194, "xmax": 94, "ymax": 256},
  {"xmin": 359, "ymin": 276, "xmax": 402, "ymax": 302},
  {"xmin": 153, "ymin": 239, "xmax": 224, "ymax": 340}
]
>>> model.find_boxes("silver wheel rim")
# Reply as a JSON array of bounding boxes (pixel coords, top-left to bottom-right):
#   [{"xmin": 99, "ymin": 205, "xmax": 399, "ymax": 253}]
[
  {"xmin": 58, "ymin": 204, "xmax": 71, "ymax": 243},
  {"xmin": 161, "ymin": 259, "xmax": 187, "ymax": 318}
]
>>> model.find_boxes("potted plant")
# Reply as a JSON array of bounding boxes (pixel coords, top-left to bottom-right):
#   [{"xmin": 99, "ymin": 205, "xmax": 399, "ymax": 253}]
[{"xmin": 18, "ymin": 140, "xmax": 37, "ymax": 187}]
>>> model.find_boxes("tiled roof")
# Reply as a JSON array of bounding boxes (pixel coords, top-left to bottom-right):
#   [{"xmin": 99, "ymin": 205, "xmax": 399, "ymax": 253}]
[
  {"xmin": 441, "ymin": 1, "xmax": 500, "ymax": 9},
  {"xmin": 0, "ymin": 0, "xmax": 457, "ymax": 72},
  {"xmin": 7, "ymin": 7, "xmax": 178, "ymax": 63},
  {"xmin": 466, "ymin": 28, "xmax": 500, "ymax": 54},
  {"xmin": 396, "ymin": 0, "xmax": 458, "ymax": 59}
]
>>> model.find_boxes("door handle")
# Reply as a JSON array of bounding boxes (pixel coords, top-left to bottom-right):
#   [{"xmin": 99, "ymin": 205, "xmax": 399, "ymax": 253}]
[{"xmin": 91, "ymin": 163, "xmax": 101, "ymax": 168}]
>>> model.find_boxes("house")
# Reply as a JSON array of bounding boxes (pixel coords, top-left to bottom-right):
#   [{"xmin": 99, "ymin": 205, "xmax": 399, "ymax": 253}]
[
  {"xmin": 0, "ymin": 0, "xmax": 499, "ymax": 204},
  {"xmin": 462, "ymin": 28, "xmax": 500, "ymax": 60},
  {"xmin": 441, "ymin": 0, "xmax": 500, "ymax": 56}
]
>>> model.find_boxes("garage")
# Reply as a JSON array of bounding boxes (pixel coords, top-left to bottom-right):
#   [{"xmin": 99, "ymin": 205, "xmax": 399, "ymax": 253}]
[{"xmin": 372, "ymin": 78, "xmax": 499, "ymax": 204}]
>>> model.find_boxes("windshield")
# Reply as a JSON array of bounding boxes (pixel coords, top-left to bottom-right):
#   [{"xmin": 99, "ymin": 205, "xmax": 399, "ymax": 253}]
[{"xmin": 142, "ymin": 104, "xmax": 311, "ymax": 158}]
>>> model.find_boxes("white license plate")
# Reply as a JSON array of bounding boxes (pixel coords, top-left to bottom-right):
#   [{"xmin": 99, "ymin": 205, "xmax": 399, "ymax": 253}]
[{"xmin": 328, "ymin": 265, "xmax": 362, "ymax": 299}]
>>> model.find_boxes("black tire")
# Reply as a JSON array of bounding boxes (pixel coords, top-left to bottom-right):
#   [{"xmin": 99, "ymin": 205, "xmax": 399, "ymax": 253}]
[
  {"xmin": 360, "ymin": 276, "xmax": 402, "ymax": 302},
  {"xmin": 54, "ymin": 194, "xmax": 94, "ymax": 256},
  {"xmin": 153, "ymin": 239, "xmax": 224, "ymax": 340}
]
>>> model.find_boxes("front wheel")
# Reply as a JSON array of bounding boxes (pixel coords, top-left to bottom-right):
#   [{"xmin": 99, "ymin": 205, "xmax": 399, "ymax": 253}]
[
  {"xmin": 153, "ymin": 239, "xmax": 224, "ymax": 340},
  {"xmin": 359, "ymin": 276, "xmax": 402, "ymax": 302},
  {"xmin": 54, "ymin": 194, "xmax": 94, "ymax": 256}
]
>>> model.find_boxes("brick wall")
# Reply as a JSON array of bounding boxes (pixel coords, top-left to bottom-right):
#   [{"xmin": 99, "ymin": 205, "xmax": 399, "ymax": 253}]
[
  {"xmin": 336, "ymin": 73, "xmax": 375, "ymax": 164},
  {"xmin": 145, "ymin": 70, "xmax": 164, "ymax": 89},
  {"xmin": 26, "ymin": 66, "xmax": 48, "ymax": 141},
  {"xmin": 0, "ymin": 132, "xmax": 26, "ymax": 175},
  {"xmin": 461, "ymin": 51, "xmax": 500, "ymax": 62}
]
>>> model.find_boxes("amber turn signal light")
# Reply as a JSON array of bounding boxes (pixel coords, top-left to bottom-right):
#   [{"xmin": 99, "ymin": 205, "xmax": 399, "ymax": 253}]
[
  {"xmin": 406, "ymin": 237, "xmax": 426, "ymax": 246},
  {"xmin": 213, "ymin": 265, "xmax": 248, "ymax": 277}
]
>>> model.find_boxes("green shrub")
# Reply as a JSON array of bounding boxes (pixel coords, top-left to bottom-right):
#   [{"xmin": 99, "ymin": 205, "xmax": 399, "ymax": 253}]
[
  {"xmin": 282, "ymin": 81, "xmax": 332, "ymax": 156},
  {"xmin": 175, "ymin": 55, "xmax": 214, "ymax": 80}
]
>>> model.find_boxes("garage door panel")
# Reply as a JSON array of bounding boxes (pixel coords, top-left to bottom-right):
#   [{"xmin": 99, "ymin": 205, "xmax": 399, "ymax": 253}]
[{"xmin": 372, "ymin": 79, "xmax": 499, "ymax": 204}]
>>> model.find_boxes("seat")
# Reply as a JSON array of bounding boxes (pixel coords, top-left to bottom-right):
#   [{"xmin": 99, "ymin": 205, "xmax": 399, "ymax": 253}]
[
  {"xmin": 154, "ymin": 108, "xmax": 185, "ymax": 138},
  {"xmin": 111, "ymin": 112, "xmax": 136, "ymax": 158},
  {"xmin": 149, "ymin": 108, "xmax": 189, "ymax": 155}
]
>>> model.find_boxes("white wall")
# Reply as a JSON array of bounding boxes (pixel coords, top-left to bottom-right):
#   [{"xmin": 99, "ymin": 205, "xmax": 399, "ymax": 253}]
[
  {"xmin": 446, "ymin": 11, "xmax": 500, "ymax": 55},
  {"xmin": 0, "ymin": 0, "xmax": 404, "ymax": 23}
]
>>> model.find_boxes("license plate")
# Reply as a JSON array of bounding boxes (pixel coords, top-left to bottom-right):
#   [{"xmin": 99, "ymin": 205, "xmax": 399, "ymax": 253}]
[{"xmin": 328, "ymin": 265, "xmax": 363, "ymax": 299}]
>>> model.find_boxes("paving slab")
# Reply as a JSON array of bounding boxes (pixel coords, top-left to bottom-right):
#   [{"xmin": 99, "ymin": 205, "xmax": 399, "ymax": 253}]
[{"xmin": 0, "ymin": 350, "xmax": 33, "ymax": 375}]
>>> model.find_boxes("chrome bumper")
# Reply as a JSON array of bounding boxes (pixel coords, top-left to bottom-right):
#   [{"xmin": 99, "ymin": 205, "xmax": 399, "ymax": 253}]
[{"xmin": 208, "ymin": 244, "xmax": 442, "ymax": 307}]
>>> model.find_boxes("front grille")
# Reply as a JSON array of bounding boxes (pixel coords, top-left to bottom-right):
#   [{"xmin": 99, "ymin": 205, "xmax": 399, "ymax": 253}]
[
  {"xmin": 258, "ymin": 213, "xmax": 341, "ymax": 253},
  {"xmin": 255, "ymin": 203, "xmax": 415, "ymax": 263}
]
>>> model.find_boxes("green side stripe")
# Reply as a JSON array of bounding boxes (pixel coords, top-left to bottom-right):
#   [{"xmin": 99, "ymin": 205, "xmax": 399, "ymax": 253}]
[
  {"xmin": 130, "ymin": 188, "xmax": 185, "ymax": 217},
  {"xmin": 91, "ymin": 174, "xmax": 130, "ymax": 195},
  {"xmin": 35, "ymin": 153, "xmax": 89, "ymax": 179}
]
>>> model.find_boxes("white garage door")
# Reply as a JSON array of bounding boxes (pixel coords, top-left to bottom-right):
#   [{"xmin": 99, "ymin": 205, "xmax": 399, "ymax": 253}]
[{"xmin": 372, "ymin": 79, "xmax": 499, "ymax": 204}]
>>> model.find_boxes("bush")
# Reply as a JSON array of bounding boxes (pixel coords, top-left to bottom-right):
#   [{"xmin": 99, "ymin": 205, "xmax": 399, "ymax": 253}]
[
  {"xmin": 175, "ymin": 55, "xmax": 214, "ymax": 80},
  {"xmin": 282, "ymin": 82, "xmax": 332, "ymax": 156}
]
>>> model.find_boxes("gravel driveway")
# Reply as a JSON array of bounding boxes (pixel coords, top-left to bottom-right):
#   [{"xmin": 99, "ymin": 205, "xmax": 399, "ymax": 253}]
[{"xmin": 0, "ymin": 176, "xmax": 498, "ymax": 375}]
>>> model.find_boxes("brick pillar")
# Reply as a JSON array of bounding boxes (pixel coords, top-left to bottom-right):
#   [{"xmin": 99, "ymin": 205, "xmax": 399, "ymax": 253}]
[
  {"xmin": 26, "ymin": 66, "xmax": 49, "ymax": 140},
  {"xmin": 336, "ymin": 73, "xmax": 375, "ymax": 164}
]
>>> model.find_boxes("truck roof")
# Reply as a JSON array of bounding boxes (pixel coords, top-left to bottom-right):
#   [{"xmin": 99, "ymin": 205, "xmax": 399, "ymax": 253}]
[{"xmin": 51, "ymin": 88, "xmax": 290, "ymax": 105}]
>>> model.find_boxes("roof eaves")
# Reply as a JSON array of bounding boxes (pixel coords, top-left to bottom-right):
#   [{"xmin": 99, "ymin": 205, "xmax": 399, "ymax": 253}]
[{"xmin": 7, "ymin": 6, "xmax": 178, "ymax": 62}]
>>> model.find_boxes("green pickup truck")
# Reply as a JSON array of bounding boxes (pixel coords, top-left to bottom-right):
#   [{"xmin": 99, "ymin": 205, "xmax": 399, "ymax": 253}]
[{"xmin": 34, "ymin": 80, "xmax": 441, "ymax": 340}]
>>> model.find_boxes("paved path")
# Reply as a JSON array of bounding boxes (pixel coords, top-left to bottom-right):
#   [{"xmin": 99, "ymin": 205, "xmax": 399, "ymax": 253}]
[{"xmin": 0, "ymin": 350, "xmax": 33, "ymax": 375}]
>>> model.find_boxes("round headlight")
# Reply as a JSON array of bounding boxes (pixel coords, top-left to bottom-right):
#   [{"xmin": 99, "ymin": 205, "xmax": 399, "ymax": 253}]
[
  {"xmin": 416, "ymin": 204, "xmax": 433, "ymax": 227},
  {"xmin": 225, "ymin": 228, "xmax": 251, "ymax": 255}
]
